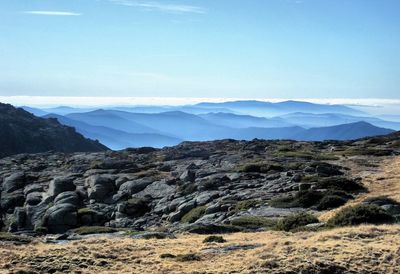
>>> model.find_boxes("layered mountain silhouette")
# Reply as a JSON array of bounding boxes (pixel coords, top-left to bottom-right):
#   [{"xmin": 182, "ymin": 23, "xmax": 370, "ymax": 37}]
[
  {"xmin": 196, "ymin": 100, "xmax": 364, "ymax": 116},
  {"xmin": 46, "ymin": 111, "xmax": 394, "ymax": 149},
  {"xmin": 0, "ymin": 103, "xmax": 108, "ymax": 158},
  {"xmin": 291, "ymin": 121, "xmax": 394, "ymax": 141},
  {"xmin": 43, "ymin": 114, "xmax": 181, "ymax": 150},
  {"xmin": 18, "ymin": 100, "xmax": 397, "ymax": 150}
]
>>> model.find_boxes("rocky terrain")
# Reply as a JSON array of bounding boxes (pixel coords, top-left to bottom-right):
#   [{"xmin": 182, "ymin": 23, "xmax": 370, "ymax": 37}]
[
  {"xmin": 1, "ymin": 130, "xmax": 400, "ymax": 235},
  {"xmin": 0, "ymin": 103, "xmax": 107, "ymax": 158},
  {"xmin": 1, "ymin": 132, "xmax": 400, "ymax": 273}
]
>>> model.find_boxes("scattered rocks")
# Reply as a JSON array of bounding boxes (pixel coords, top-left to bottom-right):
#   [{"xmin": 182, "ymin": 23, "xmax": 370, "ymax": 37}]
[
  {"xmin": 48, "ymin": 176, "xmax": 76, "ymax": 198},
  {"xmin": 1, "ymin": 134, "xmax": 399, "ymax": 234}
]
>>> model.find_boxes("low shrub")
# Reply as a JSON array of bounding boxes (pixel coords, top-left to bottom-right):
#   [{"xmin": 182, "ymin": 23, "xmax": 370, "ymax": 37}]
[
  {"xmin": 178, "ymin": 183, "xmax": 197, "ymax": 195},
  {"xmin": 239, "ymin": 162, "xmax": 284, "ymax": 173},
  {"xmin": 342, "ymin": 148, "xmax": 393, "ymax": 157},
  {"xmin": 316, "ymin": 195, "xmax": 348, "ymax": 210},
  {"xmin": 270, "ymin": 190, "xmax": 323, "ymax": 208},
  {"xmin": 275, "ymin": 213, "xmax": 319, "ymax": 232},
  {"xmin": 328, "ymin": 204, "xmax": 395, "ymax": 227},
  {"xmin": 0, "ymin": 232, "xmax": 32, "ymax": 244},
  {"xmin": 363, "ymin": 196, "xmax": 400, "ymax": 206},
  {"xmin": 160, "ymin": 253, "xmax": 176, "ymax": 259},
  {"xmin": 233, "ymin": 199, "xmax": 260, "ymax": 213},
  {"xmin": 175, "ymin": 253, "xmax": 201, "ymax": 262},
  {"xmin": 181, "ymin": 206, "xmax": 207, "ymax": 223},
  {"xmin": 185, "ymin": 224, "xmax": 243, "ymax": 234},
  {"xmin": 230, "ymin": 216, "xmax": 278, "ymax": 230},
  {"xmin": 203, "ymin": 235, "xmax": 226, "ymax": 243},
  {"xmin": 314, "ymin": 177, "xmax": 365, "ymax": 192}
]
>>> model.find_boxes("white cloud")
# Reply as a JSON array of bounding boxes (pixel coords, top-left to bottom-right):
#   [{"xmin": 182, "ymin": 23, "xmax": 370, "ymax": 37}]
[
  {"xmin": 109, "ymin": 0, "xmax": 205, "ymax": 14},
  {"xmin": 2, "ymin": 96, "xmax": 400, "ymax": 109},
  {"xmin": 23, "ymin": 11, "xmax": 82, "ymax": 16}
]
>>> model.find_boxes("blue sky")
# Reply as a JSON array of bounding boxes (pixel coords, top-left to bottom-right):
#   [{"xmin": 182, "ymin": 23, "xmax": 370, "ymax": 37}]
[{"xmin": 0, "ymin": 0, "xmax": 399, "ymax": 99}]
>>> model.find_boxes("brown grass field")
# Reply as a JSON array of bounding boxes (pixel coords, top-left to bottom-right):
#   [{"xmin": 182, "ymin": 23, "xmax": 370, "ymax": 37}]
[{"xmin": 1, "ymin": 156, "xmax": 400, "ymax": 274}]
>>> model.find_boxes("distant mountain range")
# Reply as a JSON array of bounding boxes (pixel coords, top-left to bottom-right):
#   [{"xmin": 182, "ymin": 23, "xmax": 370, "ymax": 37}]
[
  {"xmin": 0, "ymin": 103, "xmax": 108, "ymax": 158},
  {"xmin": 195, "ymin": 100, "xmax": 365, "ymax": 116},
  {"xmin": 18, "ymin": 100, "xmax": 397, "ymax": 150}
]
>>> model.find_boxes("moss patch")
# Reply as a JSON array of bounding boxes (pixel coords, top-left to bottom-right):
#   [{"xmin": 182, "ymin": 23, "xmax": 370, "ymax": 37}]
[{"xmin": 181, "ymin": 206, "xmax": 207, "ymax": 223}]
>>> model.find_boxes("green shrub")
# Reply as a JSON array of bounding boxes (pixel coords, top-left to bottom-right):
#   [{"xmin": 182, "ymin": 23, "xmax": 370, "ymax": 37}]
[
  {"xmin": 239, "ymin": 162, "xmax": 284, "ymax": 173},
  {"xmin": 0, "ymin": 232, "xmax": 32, "ymax": 244},
  {"xmin": 275, "ymin": 213, "xmax": 319, "ymax": 232},
  {"xmin": 185, "ymin": 224, "xmax": 244, "ymax": 234},
  {"xmin": 363, "ymin": 196, "xmax": 400, "ymax": 206},
  {"xmin": 203, "ymin": 235, "xmax": 226, "ymax": 243},
  {"xmin": 316, "ymin": 195, "xmax": 348, "ymax": 210},
  {"xmin": 328, "ymin": 204, "xmax": 395, "ymax": 227},
  {"xmin": 342, "ymin": 148, "xmax": 393, "ymax": 157},
  {"xmin": 73, "ymin": 226, "xmax": 118, "ymax": 235},
  {"xmin": 233, "ymin": 199, "xmax": 260, "ymax": 213},
  {"xmin": 178, "ymin": 183, "xmax": 197, "ymax": 195},
  {"xmin": 160, "ymin": 253, "xmax": 176, "ymax": 259},
  {"xmin": 315, "ymin": 177, "xmax": 365, "ymax": 192},
  {"xmin": 175, "ymin": 253, "xmax": 201, "ymax": 262},
  {"xmin": 230, "ymin": 216, "xmax": 278, "ymax": 230},
  {"xmin": 270, "ymin": 190, "xmax": 323, "ymax": 208},
  {"xmin": 181, "ymin": 206, "xmax": 207, "ymax": 223}
]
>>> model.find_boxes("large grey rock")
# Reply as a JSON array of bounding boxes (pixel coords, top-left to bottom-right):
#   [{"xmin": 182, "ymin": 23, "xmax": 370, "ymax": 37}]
[
  {"xmin": 117, "ymin": 198, "xmax": 150, "ymax": 217},
  {"xmin": 44, "ymin": 203, "xmax": 78, "ymax": 233},
  {"xmin": 26, "ymin": 202, "xmax": 49, "ymax": 230},
  {"xmin": 48, "ymin": 176, "xmax": 76, "ymax": 197},
  {"xmin": 119, "ymin": 178, "xmax": 152, "ymax": 195},
  {"xmin": 26, "ymin": 192, "xmax": 43, "ymax": 206},
  {"xmin": 86, "ymin": 175, "xmax": 116, "ymax": 202},
  {"xmin": 168, "ymin": 200, "xmax": 196, "ymax": 222},
  {"xmin": 180, "ymin": 169, "xmax": 196, "ymax": 183},
  {"xmin": 132, "ymin": 181, "xmax": 176, "ymax": 199},
  {"xmin": 54, "ymin": 191, "xmax": 79, "ymax": 206},
  {"xmin": 1, "ymin": 190, "xmax": 25, "ymax": 213},
  {"xmin": 195, "ymin": 191, "xmax": 219, "ymax": 206},
  {"xmin": 24, "ymin": 184, "xmax": 43, "ymax": 195},
  {"xmin": 2, "ymin": 172, "xmax": 26, "ymax": 193},
  {"xmin": 12, "ymin": 207, "xmax": 27, "ymax": 231}
]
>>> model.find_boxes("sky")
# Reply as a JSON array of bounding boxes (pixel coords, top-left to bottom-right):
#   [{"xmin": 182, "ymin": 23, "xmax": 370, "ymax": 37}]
[{"xmin": 0, "ymin": 0, "xmax": 399, "ymax": 100}]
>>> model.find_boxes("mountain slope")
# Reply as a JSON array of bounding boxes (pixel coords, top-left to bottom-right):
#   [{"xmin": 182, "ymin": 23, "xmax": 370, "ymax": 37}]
[
  {"xmin": 44, "ymin": 114, "xmax": 182, "ymax": 149},
  {"xmin": 292, "ymin": 121, "xmax": 395, "ymax": 141},
  {"xmin": 199, "ymin": 112, "xmax": 293, "ymax": 128},
  {"xmin": 0, "ymin": 103, "xmax": 108, "ymax": 158},
  {"xmin": 196, "ymin": 100, "xmax": 363, "ymax": 116},
  {"xmin": 67, "ymin": 110, "xmax": 159, "ymax": 134},
  {"xmin": 279, "ymin": 112, "xmax": 400, "ymax": 130},
  {"xmin": 69, "ymin": 110, "xmax": 235, "ymax": 140}
]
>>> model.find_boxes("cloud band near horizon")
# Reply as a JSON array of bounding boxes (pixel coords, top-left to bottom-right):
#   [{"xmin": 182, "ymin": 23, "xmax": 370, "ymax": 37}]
[{"xmin": 23, "ymin": 11, "xmax": 82, "ymax": 16}]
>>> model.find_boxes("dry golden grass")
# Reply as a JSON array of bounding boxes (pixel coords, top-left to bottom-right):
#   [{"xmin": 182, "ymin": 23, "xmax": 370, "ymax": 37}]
[
  {"xmin": 1, "ymin": 156, "xmax": 400, "ymax": 274},
  {"xmin": 1, "ymin": 225, "xmax": 400, "ymax": 273},
  {"xmin": 320, "ymin": 156, "xmax": 400, "ymax": 221}
]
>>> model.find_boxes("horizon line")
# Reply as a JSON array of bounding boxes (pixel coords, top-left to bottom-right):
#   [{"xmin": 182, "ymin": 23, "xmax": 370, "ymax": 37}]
[{"xmin": 1, "ymin": 96, "xmax": 400, "ymax": 108}]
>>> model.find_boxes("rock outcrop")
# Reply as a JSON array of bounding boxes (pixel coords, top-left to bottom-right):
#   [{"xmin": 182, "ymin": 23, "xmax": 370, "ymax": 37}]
[
  {"xmin": 0, "ymin": 132, "xmax": 399, "ymax": 234},
  {"xmin": 0, "ymin": 103, "xmax": 108, "ymax": 158}
]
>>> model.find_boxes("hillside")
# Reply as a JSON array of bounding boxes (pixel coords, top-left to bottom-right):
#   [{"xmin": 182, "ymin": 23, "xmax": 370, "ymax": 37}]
[
  {"xmin": 292, "ymin": 121, "xmax": 395, "ymax": 141},
  {"xmin": 0, "ymin": 132, "xmax": 400, "ymax": 273},
  {"xmin": 0, "ymin": 103, "xmax": 108, "ymax": 158},
  {"xmin": 39, "ymin": 107, "xmax": 395, "ymax": 149}
]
